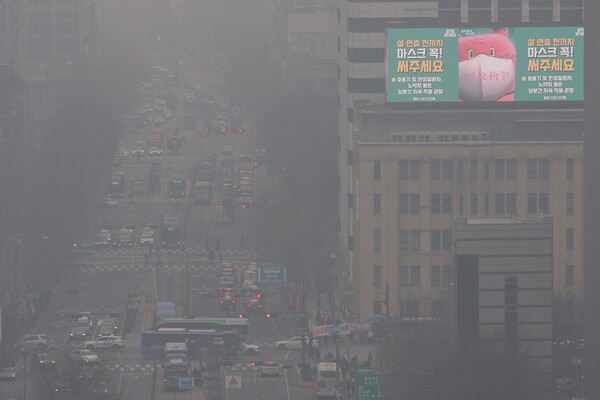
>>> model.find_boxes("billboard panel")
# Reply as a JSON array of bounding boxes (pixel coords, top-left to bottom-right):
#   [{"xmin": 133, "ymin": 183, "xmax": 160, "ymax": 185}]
[{"xmin": 386, "ymin": 26, "xmax": 584, "ymax": 103}]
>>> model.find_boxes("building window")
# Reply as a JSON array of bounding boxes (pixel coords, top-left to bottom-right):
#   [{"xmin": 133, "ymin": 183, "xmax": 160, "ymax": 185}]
[
  {"xmin": 458, "ymin": 194, "xmax": 464, "ymax": 215},
  {"xmin": 373, "ymin": 266, "xmax": 381, "ymax": 288},
  {"xmin": 374, "ymin": 194, "xmax": 381, "ymax": 215},
  {"xmin": 374, "ymin": 229, "xmax": 381, "ymax": 251},
  {"xmin": 470, "ymin": 159, "xmax": 478, "ymax": 181},
  {"xmin": 485, "ymin": 160, "xmax": 490, "ymax": 180},
  {"xmin": 410, "ymin": 194, "xmax": 420, "ymax": 215},
  {"xmin": 567, "ymin": 193, "xmax": 574, "ymax": 214},
  {"xmin": 373, "ymin": 300, "xmax": 382, "ymax": 315},
  {"xmin": 495, "ymin": 159, "xmax": 506, "ymax": 179},
  {"xmin": 431, "ymin": 266, "xmax": 441, "ymax": 287},
  {"xmin": 539, "ymin": 193, "xmax": 549, "ymax": 213},
  {"xmin": 399, "ymin": 230, "xmax": 409, "ymax": 251},
  {"xmin": 399, "ymin": 160, "xmax": 409, "ymax": 180},
  {"xmin": 567, "ymin": 228, "xmax": 574, "ymax": 250},
  {"xmin": 458, "ymin": 160, "xmax": 464, "ymax": 180},
  {"xmin": 442, "ymin": 193, "xmax": 452, "ymax": 214},
  {"xmin": 374, "ymin": 160, "xmax": 381, "ymax": 180},
  {"xmin": 399, "ymin": 266, "xmax": 409, "ymax": 287},
  {"xmin": 431, "ymin": 194, "xmax": 441, "ymax": 214},
  {"xmin": 401, "ymin": 300, "xmax": 419, "ymax": 318},
  {"xmin": 485, "ymin": 194, "xmax": 490, "ymax": 215},
  {"xmin": 470, "ymin": 194, "xmax": 478, "ymax": 215},
  {"xmin": 410, "ymin": 266, "xmax": 420, "ymax": 287},
  {"xmin": 566, "ymin": 265, "xmax": 574, "ymax": 287},
  {"xmin": 431, "ymin": 159, "xmax": 441, "ymax": 180},
  {"xmin": 442, "ymin": 159, "xmax": 453, "ymax": 180},
  {"xmin": 442, "ymin": 230, "xmax": 452, "ymax": 251},
  {"xmin": 506, "ymin": 159, "xmax": 517, "ymax": 180},
  {"xmin": 410, "ymin": 230, "xmax": 421, "ymax": 251},
  {"xmin": 431, "ymin": 230, "xmax": 441, "ymax": 251},
  {"xmin": 507, "ymin": 193, "xmax": 517, "ymax": 216},
  {"xmin": 538, "ymin": 158, "xmax": 549, "ymax": 179},
  {"xmin": 567, "ymin": 158, "xmax": 574, "ymax": 179},
  {"xmin": 527, "ymin": 159, "xmax": 537, "ymax": 179},
  {"xmin": 347, "ymin": 193, "xmax": 354, "ymax": 208},
  {"xmin": 399, "ymin": 194, "xmax": 409, "ymax": 214},
  {"xmin": 527, "ymin": 193, "xmax": 537, "ymax": 214},
  {"xmin": 495, "ymin": 193, "xmax": 505, "ymax": 215},
  {"xmin": 410, "ymin": 160, "xmax": 420, "ymax": 180}
]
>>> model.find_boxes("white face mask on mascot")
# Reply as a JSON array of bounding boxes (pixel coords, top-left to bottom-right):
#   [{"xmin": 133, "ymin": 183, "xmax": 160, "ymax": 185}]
[{"xmin": 458, "ymin": 54, "xmax": 515, "ymax": 101}]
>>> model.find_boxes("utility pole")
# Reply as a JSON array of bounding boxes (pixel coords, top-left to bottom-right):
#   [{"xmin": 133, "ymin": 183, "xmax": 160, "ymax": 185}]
[
  {"xmin": 301, "ymin": 254, "xmax": 306, "ymax": 315},
  {"xmin": 385, "ymin": 283, "xmax": 389, "ymax": 318}
]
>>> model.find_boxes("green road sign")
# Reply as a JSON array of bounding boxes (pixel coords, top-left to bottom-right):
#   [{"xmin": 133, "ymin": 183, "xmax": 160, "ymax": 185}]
[{"xmin": 355, "ymin": 368, "xmax": 386, "ymax": 400}]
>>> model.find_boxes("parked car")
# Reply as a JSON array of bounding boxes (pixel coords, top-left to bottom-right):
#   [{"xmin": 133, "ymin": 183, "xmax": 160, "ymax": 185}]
[{"xmin": 0, "ymin": 367, "xmax": 17, "ymax": 380}]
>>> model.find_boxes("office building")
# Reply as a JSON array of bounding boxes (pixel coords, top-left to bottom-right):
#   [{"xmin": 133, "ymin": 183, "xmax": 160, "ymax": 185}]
[
  {"xmin": 337, "ymin": 0, "xmax": 584, "ymax": 318},
  {"xmin": 352, "ymin": 106, "xmax": 582, "ymax": 318}
]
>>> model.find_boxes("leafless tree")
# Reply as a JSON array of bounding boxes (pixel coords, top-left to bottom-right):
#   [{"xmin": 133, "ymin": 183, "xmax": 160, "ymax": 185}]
[{"xmin": 380, "ymin": 318, "xmax": 551, "ymax": 400}]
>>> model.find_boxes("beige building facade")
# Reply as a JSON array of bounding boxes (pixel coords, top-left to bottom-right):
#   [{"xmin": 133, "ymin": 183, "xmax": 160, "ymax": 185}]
[{"xmin": 351, "ymin": 108, "xmax": 583, "ymax": 319}]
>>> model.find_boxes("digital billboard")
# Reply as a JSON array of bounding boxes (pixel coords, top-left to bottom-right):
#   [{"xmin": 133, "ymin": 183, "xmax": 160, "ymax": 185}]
[{"xmin": 385, "ymin": 26, "xmax": 584, "ymax": 103}]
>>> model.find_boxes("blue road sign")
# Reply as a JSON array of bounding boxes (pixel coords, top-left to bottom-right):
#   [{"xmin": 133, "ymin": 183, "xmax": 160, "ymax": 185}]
[
  {"xmin": 257, "ymin": 262, "xmax": 287, "ymax": 284},
  {"xmin": 180, "ymin": 376, "xmax": 194, "ymax": 390}
]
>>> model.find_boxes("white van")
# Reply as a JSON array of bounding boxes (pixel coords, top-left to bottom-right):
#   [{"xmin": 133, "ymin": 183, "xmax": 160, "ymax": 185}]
[{"xmin": 316, "ymin": 362, "xmax": 341, "ymax": 399}]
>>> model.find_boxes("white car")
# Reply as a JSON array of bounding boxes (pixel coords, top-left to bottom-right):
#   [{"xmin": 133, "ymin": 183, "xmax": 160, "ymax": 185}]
[
  {"xmin": 275, "ymin": 336, "xmax": 318, "ymax": 350},
  {"xmin": 140, "ymin": 232, "xmax": 155, "ymax": 246},
  {"xmin": 83, "ymin": 336, "xmax": 124, "ymax": 350},
  {"xmin": 71, "ymin": 349, "xmax": 99, "ymax": 364},
  {"xmin": 148, "ymin": 146, "xmax": 162, "ymax": 156},
  {"xmin": 242, "ymin": 342, "xmax": 260, "ymax": 355}
]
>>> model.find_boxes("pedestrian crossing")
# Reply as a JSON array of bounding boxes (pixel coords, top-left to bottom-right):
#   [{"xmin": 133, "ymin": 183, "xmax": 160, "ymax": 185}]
[
  {"xmin": 92, "ymin": 246, "xmax": 257, "ymax": 257},
  {"xmin": 105, "ymin": 360, "xmax": 279, "ymax": 374},
  {"xmin": 76, "ymin": 263, "xmax": 221, "ymax": 273}
]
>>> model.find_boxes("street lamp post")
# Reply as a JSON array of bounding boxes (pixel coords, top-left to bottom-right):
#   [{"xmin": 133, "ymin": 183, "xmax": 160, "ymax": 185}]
[{"xmin": 301, "ymin": 254, "xmax": 306, "ymax": 315}]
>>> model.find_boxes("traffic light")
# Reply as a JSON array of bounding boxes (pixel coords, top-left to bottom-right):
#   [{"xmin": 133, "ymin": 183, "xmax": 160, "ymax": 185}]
[
  {"xmin": 319, "ymin": 313, "xmax": 325, "ymax": 324},
  {"xmin": 238, "ymin": 313, "xmax": 244, "ymax": 318},
  {"xmin": 256, "ymin": 293, "xmax": 261, "ymax": 299},
  {"xmin": 266, "ymin": 313, "xmax": 271, "ymax": 319}
]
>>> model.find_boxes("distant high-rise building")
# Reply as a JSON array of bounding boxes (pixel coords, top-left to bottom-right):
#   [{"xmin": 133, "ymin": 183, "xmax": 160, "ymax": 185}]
[{"xmin": 0, "ymin": 0, "xmax": 20, "ymax": 65}]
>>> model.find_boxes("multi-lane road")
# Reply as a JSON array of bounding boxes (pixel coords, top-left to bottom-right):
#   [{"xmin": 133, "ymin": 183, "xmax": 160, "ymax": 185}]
[{"xmin": 0, "ymin": 59, "xmax": 321, "ymax": 400}]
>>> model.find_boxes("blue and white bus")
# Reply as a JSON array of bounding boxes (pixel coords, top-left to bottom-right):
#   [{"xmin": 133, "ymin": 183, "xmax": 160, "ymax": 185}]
[
  {"xmin": 140, "ymin": 328, "xmax": 243, "ymax": 359},
  {"xmin": 154, "ymin": 317, "xmax": 252, "ymax": 342}
]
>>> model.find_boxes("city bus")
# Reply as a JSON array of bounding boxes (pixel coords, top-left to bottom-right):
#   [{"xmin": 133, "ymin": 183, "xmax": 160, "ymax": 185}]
[
  {"xmin": 154, "ymin": 318, "xmax": 251, "ymax": 342},
  {"xmin": 107, "ymin": 173, "xmax": 125, "ymax": 198},
  {"xmin": 161, "ymin": 216, "xmax": 181, "ymax": 248},
  {"xmin": 140, "ymin": 328, "xmax": 242, "ymax": 358},
  {"xmin": 316, "ymin": 362, "xmax": 342, "ymax": 399}
]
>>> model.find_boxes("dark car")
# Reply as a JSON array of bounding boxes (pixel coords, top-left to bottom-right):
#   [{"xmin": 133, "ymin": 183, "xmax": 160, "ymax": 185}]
[
  {"xmin": 31, "ymin": 353, "xmax": 56, "ymax": 369},
  {"xmin": 69, "ymin": 326, "xmax": 91, "ymax": 341}
]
